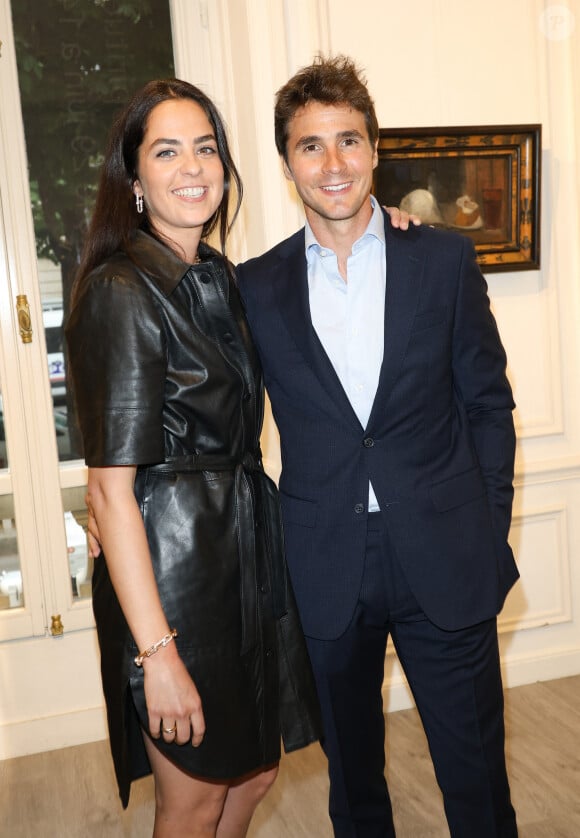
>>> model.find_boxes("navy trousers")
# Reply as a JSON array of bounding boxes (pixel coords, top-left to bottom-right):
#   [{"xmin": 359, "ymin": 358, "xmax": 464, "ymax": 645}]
[{"xmin": 305, "ymin": 514, "xmax": 518, "ymax": 838}]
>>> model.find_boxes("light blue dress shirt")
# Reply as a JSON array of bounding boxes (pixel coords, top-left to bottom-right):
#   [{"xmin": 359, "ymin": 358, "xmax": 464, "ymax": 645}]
[{"xmin": 305, "ymin": 196, "xmax": 386, "ymax": 512}]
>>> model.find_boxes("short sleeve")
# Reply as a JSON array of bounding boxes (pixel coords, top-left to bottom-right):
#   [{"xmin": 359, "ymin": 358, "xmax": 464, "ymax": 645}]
[{"xmin": 65, "ymin": 269, "xmax": 166, "ymax": 467}]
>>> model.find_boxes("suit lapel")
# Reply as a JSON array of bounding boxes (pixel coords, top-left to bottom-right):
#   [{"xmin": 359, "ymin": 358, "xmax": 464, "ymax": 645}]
[
  {"xmin": 273, "ymin": 234, "xmax": 362, "ymax": 429},
  {"xmin": 272, "ymin": 217, "xmax": 425, "ymax": 432},
  {"xmin": 367, "ymin": 216, "xmax": 425, "ymax": 430}
]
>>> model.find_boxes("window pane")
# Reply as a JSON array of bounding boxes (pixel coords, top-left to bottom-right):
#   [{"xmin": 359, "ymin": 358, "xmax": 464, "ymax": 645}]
[
  {"xmin": 62, "ymin": 486, "xmax": 92, "ymax": 601},
  {"xmin": 11, "ymin": 0, "xmax": 175, "ymax": 462},
  {"xmin": 0, "ymin": 423, "xmax": 23, "ymax": 609},
  {"xmin": 1, "ymin": 378, "xmax": 90, "ymax": 605},
  {"xmin": 0, "ymin": 487, "xmax": 93, "ymax": 608},
  {"xmin": 0, "ymin": 391, "xmax": 6, "ymax": 472},
  {"xmin": 0, "ymin": 498, "xmax": 23, "ymax": 612}
]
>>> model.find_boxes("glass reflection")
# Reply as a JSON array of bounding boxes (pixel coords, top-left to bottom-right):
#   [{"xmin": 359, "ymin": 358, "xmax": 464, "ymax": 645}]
[
  {"xmin": 0, "ymin": 522, "xmax": 21, "ymax": 608},
  {"xmin": 0, "ymin": 492, "xmax": 23, "ymax": 611},
  {"xmin": 0, "ymin": 496, "xmax": 92, "ymax": 608},
  {"xmin": 0, "ymin": 391, "xmax": 6, "ymax": 471},
  {"xmin": 62, "ymin": 486, "xmax": 92, "ymax": 601}
]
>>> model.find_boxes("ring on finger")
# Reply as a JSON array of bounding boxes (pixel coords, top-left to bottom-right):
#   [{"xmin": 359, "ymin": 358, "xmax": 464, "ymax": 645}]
[{"xmin": 162, "ymin": 723, "xmax": 177, "ymax": 735}]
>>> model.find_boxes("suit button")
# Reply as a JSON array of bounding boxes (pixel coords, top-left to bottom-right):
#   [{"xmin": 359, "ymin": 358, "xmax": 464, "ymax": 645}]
[
  {"xmin": 354, "ymin": 503, "xmax": 365, "ymax": 514},
  {"xmin": 363, "ymin": 437, "xmax": 374, "ymax": 448},
  {"xmin": 199, "ymin": 272, "xmax": 212, "ymax": 284},
  {"xmin": 223, "ymin": 332, "xmax": 234, "ymax": 343}
]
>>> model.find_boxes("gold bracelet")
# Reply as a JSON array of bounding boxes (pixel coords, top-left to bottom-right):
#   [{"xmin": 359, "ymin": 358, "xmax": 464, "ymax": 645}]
[{"xmin": 134, "ymin": 628, "xmax": 178, "ymax": 667}]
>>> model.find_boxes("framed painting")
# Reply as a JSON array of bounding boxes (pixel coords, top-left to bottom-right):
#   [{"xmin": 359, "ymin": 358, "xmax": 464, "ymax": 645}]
[{"xmin": 373, "ymin": 124, "xmax": 541, "ymax": 272}]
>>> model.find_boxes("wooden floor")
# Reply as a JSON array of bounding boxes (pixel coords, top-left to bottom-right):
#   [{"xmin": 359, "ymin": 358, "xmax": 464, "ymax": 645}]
[{"xmin": 1, "ymin": 675, "xmax": 579, "ymax": 837}]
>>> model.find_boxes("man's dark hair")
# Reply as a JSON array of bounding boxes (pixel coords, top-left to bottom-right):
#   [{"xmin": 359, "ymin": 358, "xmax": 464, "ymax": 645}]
[{"xmin": 274, "ymin": 54, "xmax": 379, "ymax": 161}]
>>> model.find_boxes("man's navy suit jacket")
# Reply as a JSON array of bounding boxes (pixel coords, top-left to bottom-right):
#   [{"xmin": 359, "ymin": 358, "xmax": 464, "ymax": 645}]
[{"xmin": 236, "ymin": 211, "xmax": 519, "ymax": 640}]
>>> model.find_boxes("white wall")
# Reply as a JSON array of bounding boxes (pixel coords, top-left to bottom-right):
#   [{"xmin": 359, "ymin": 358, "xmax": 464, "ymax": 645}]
[{"xmin": 212, "ymin": 0, "xmax": 580, "ymax": 708}]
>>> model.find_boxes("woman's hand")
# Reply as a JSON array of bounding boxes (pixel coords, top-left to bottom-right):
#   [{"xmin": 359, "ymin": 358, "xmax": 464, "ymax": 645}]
[
  {"xmin": 384, "ymin": 206, "xmax": 421, "ymax": 230},
  {"xmin": 87, "ymin": 466, "xmax": 204, "ymax": 745},
  {"xmin": 143, "ymin": 644, "xmax": 206, "ymax": 747}
]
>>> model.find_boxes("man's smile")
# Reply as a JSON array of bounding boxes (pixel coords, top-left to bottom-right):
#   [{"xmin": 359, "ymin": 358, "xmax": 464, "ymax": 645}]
[{"xmin": 320, "ymin": 183, "xmax": 352, "ymax": 193}]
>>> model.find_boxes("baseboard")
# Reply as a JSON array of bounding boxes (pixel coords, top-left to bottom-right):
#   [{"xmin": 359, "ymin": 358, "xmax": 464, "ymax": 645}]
[
  {"xmin": 500, "ymin": 645, "xmax": 580, "ymax": 689},
  {"xmin": 0, "ymin": 705, "xmax": 108, "ymax": 761},
  {"xmin": 381, "ymin": 645, "xmax": 580, "ymax": 713}
]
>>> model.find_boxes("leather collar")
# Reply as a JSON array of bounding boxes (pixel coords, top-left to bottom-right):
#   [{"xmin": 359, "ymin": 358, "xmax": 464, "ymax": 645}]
[{"xmin": 128, "ymin": 230, "xmax": 218, "ymax": 297}]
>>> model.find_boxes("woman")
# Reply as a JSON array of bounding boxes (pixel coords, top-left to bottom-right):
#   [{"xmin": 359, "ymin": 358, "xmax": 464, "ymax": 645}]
[{"xmin": 65, "ymin": 78, "xmax": 321, "ymax": 837}]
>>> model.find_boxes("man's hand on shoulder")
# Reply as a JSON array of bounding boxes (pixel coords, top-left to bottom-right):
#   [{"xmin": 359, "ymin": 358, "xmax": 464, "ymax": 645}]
[{"xmin": 384, "ymin": 206, "xmax": 421, "ymax": 230}]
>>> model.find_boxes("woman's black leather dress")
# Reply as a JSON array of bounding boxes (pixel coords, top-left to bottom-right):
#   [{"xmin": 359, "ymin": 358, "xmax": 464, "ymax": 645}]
[{"xmin": 65, "ymin": 231, "xmax": 320, "ymax": 806}]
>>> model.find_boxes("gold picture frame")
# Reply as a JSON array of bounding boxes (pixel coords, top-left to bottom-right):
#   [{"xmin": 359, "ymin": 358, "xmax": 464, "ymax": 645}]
[{"xmin": 374, "ymin": 124, "xmax": 541, "ymax": 272}]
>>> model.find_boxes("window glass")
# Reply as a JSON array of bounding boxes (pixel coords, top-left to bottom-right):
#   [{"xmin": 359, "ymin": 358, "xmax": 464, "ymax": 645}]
[
  {"xmin": 11, "ymin": 0, "xmax": 175, "ymax": 462},
  {"xmin": 9, "ymin": 0, "xmax": 174, "ymax": 600},
  {"xmin": 0, "ymin": 372, "xmax": 23, "ymax": 610}
]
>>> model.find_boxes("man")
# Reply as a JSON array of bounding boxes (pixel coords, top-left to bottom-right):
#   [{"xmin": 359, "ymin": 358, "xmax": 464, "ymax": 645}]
[{"xmin": 236, "ymin": 55, "xmax": 519, "ymax": 837}]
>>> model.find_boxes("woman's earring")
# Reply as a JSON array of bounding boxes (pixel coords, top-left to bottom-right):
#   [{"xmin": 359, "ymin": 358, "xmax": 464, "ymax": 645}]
[{"xmin": 135, "ymin": 194, "xmax": 144, "ymax": 214}]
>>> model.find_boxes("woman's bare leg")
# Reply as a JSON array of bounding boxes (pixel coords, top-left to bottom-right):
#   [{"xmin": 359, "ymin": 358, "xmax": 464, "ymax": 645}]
[
  {"xmin": 144, "ymin": 735, "xmax": 228, "ymax": 838},
  {"xmin": 216, "ymin": 765, "xmax": 279, "ymax": 838}
]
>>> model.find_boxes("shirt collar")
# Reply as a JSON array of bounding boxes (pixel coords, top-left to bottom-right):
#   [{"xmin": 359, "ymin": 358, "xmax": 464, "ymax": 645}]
[{"xmin": 305, "ymin": 195, "xmax": 385, "ymax": 256}]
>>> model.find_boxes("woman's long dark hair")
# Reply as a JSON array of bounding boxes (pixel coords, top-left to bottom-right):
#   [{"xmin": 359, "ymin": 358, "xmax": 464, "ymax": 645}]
[{"xmin": 72, "ymin": 78, "xmax": 242, "ymax": 303}]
